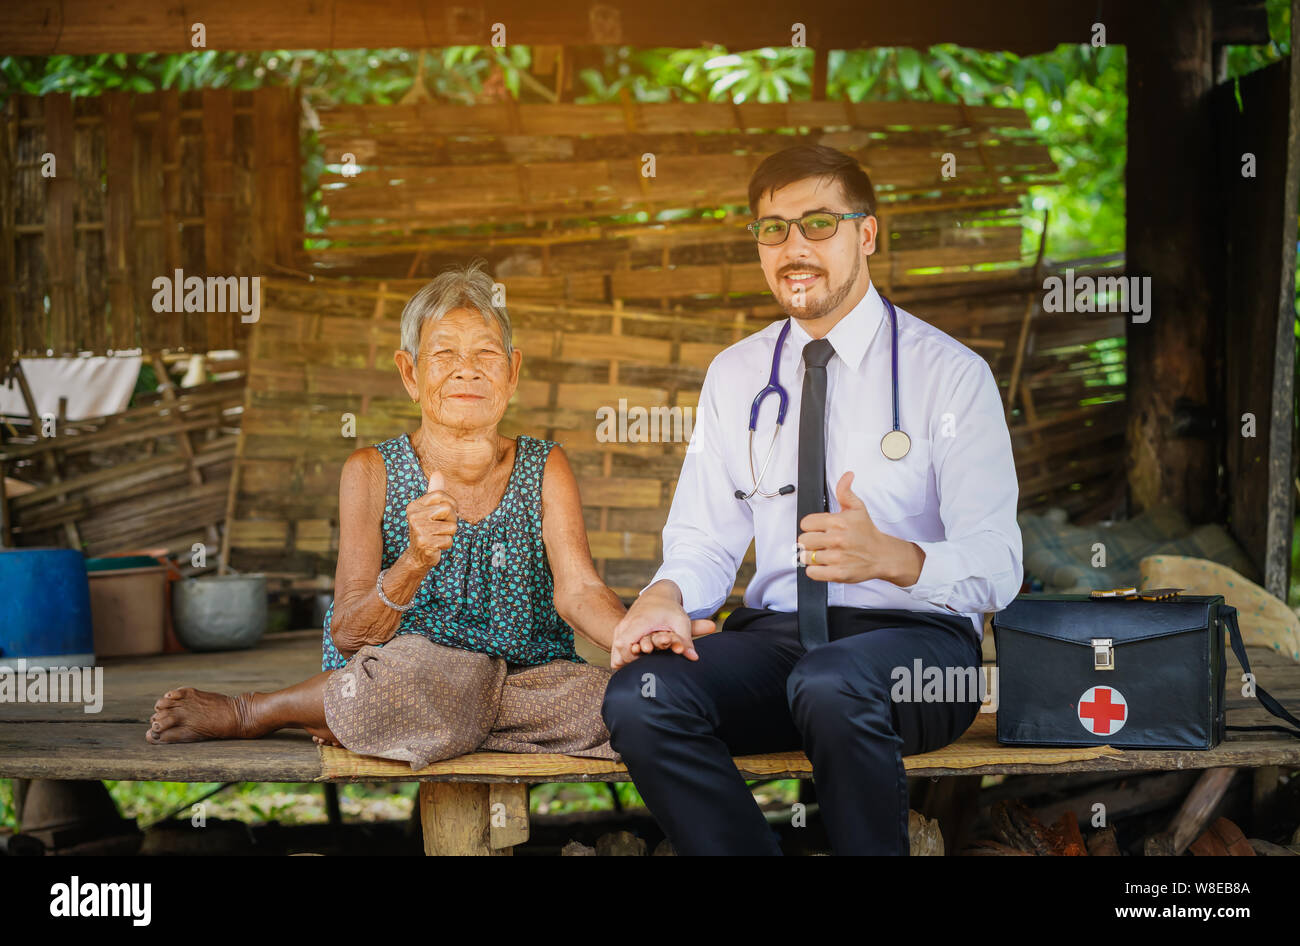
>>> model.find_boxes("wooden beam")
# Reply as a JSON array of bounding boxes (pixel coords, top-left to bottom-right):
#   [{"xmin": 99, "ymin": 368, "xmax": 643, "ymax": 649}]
[
  {"xmin": 0, "ymin": 98, "xmax": 14, "ymax": 377},
  {"xmin": 1216, "ymin": 31, "xmax": 1300, "ymax": 594},
  {"xmin": 1124, "ymin": 0, "xmax": 1217, "ymax": 523},
  {"xmin": 103, "ymin": 92, "xmax": 136, "ymax": 353},
  {"xmin": 0, "ymin": 1, "xmax": 1163, "ymax": 57},
  {"xmin": 43, "ymin": 94, "xmax": 76, "ymax": 356},
  {"xmin": 418, "ymin": 781, "xmax": 514, "ymax": 856},
  {"xmin": 202, "ymin": 87, "xmax": 236, "ymax": 351}
]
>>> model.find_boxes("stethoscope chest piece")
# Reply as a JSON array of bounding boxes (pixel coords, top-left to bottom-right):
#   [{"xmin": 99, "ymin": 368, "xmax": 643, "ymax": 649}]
[{"xmin": 880, "ymin": 428, "xmax": 911, "ymax": 461}]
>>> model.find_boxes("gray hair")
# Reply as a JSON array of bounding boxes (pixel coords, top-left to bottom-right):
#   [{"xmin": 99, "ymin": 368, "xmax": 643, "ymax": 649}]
[{"xmin": 399, "ymin": 259, "xmax": 513, "ymax": 364}]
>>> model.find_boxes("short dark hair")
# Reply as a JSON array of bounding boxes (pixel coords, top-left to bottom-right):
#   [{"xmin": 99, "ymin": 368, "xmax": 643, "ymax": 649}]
[{"xmin": 747, "ymin": 144, "xmax": 877, "ymax": 221}]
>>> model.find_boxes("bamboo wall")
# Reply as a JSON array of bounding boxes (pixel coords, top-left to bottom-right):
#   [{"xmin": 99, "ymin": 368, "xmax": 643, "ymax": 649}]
[
  {"xmin": 0, "ymin": 92, "xmax": 1110, "ymax": 598},
  {"xmin": 307, "ymin": 99, "xmax": 1054, "ymax": 291},
  {"xmin": 225, "ymin": 266, "xmax": 1126, "ymax": 598},
  {"xmin": 0, "ymin": 86, "xmax": 302, "ymax": 375}
]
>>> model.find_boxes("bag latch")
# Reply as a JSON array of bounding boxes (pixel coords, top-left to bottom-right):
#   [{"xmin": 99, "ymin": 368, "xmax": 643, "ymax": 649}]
[
  {"xmin": 1092, "ymin": 638, "xmax": 1115, "ymax": 670},
  {"xmin": 1088, "ymin": 587, "xmax": 1184, "ymax": 601}
]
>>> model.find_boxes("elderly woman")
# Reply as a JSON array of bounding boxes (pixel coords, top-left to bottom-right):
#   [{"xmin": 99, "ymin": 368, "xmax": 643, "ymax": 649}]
[{"xmin": 146, "ymin": 261, "xmax": 710, "ymax": 765}]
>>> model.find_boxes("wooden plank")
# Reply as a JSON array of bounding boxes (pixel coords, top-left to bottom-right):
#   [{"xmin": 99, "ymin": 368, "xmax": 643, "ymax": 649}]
[
  {"xmin": 577, "ymin": 477, "xmax": 661, "ymax": 508},
  {"xmin": 157, "ymin": 89, "xmax": 183, "ymax": 350},
  {"xmin": 3, "ymin": 632, "xmax": 1295, "ymax": 785},
  {"xmin": 43, "ymin": 93, "xmax": 76, "ymax": 354},
  {"xmin": 273, "ymin": 87, "xmax": 303, "ymax": 274},
  {"xmin": 102, "ymin": 91, "xmax": 136, "ymax": 351},
  {"xmin": 0, "ymin": 3, "xmax": 1172, "ymax": 61},
  {"xmin": 133, "ymin": 92, "xmax": 163, "ymax": 352},
  {"xmin": 0, "ymin": 96, "xmax": 14, "ymax": 374},
  {"xmin": 228, "ymin": 519, "xmax": 289, "ymax": 549},
  {"xmin": 251, "ymin": 86, "xmax": 300, "ymax": 278},
  {"xmin": 203, "ymin": 87, "xmax": 236, "ymax": 350},
  {"xmin": 75, "ymin": 97, "xmax": 106, "ymax": 354},
  {"xmin": 1125, "ymin": 1, "xmax": 1217, "ymax": 524},
  {"xmin": 488, "ymin": 782, "xmax": 529, "ymax": 850},
  {"xmin": 586, "ymin": 530, "xmax": 659, "ymax": 560},
  {"xmin": 1217, "ymin": 55, "xmax": 1300, "ymax": 595}
]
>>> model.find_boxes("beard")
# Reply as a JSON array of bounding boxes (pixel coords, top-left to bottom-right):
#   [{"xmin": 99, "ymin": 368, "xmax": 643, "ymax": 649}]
[{"xmin": 777, "ymin": 251, "xmax": 862, "ymax": 321}]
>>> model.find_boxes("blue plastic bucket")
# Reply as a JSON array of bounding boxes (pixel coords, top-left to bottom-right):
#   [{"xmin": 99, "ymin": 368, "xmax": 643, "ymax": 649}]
[{"xmin": 0, "ymin": 548, "xmax": 95, "ymax": 668}]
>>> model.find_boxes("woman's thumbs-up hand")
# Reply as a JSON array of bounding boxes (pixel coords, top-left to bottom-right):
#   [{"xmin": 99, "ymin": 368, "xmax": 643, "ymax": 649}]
[{"xmin": 405, "ymin": 470, "xmax": 459, "ymax": 570}]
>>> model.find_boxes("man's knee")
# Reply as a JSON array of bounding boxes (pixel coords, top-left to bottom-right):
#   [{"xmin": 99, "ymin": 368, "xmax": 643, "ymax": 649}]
[
  {"xmin": 600, "ymin": 661, "xmax": 658, "ymax": 740},
  {"xmin": 601, "ymin": 656, "xmax": 698, "ymax": 753}
]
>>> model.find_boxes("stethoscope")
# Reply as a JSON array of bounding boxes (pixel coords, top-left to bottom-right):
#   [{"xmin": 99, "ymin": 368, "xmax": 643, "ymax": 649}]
[{"xmin": 734, "ymin": 294, "xmax": 910, "ymax": 501}]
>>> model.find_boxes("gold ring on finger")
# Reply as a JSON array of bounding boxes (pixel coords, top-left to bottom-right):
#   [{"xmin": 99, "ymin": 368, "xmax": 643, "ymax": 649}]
[{"xmin": 809, "ymin": 550, "xmax": 817, "ymax": 566}]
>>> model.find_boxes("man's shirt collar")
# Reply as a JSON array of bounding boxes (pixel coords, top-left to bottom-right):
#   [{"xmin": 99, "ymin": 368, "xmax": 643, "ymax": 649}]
[{"xmin": 785, "ymin": 279, "xmax": 886, "ymax": 373}]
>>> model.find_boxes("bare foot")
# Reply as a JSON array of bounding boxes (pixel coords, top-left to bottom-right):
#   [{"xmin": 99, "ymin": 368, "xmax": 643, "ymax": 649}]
[
  {"xmin": 311, "ymin": 734, "xmax": 344, "ymax": 748},
  {"xmin": 146, "ymin": 687, "xmax": 256, "ymax": 744}
]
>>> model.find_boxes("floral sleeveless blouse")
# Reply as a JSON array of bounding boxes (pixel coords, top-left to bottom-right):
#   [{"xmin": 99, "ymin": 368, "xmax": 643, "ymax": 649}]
[{"xmin": 321, "ymin": 432, "xmax": 582, "ymax": 671}]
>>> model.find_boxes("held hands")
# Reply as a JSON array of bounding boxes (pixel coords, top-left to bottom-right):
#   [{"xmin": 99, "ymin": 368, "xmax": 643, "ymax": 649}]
[
  {"xmin": 797, "ymin": 471, "xmax": 925, "ymax": 587},
  {"xmin": 405, "ymin": 470, "xmax": 459, "ymax": 569},
  {"xmin": 609, "ymin": 595, "xmax": 718, "ymax": 670}
]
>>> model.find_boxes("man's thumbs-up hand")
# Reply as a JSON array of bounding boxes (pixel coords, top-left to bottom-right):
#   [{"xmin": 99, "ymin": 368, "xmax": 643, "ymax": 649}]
[
  {"xmin": 797, "ymin": 470, "xmax": 925, "ymax": 587},
  {"xmin": 834, "ymin": 470, "xmax": 867, "ymax": 513}
]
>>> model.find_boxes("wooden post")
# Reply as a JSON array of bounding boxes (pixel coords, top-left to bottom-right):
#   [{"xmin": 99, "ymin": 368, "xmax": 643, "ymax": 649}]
[
  {"xmin": 1124, "ymin": 0, "xmax": 1217, "ymax": 523},
  {"xmin": 418, "ymin": 781, "xmax": 528, "ymax": 856},
  {"xmin": 1215, "ymin": 24, "xmax": 1300, "ymax": 594},
  {"xmin": 102, "ymin": 91, "xmax": 136, "ymax": 354},
  {"xmin": 12, "ymin": 360, "xmax": 80, "ymax": 548},
  {"xmin": 0, "ymin": 455, "xmax": 10, "ymax": 547},
  {"xmin": 150, "ymin": 351, "xmax": 221, "ymax": 553}
]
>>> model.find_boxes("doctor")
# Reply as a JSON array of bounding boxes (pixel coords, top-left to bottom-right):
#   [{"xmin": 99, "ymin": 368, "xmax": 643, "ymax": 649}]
[{"xmin": 600, "ymin": 143, "xmax": 1023, "ymax": 855}]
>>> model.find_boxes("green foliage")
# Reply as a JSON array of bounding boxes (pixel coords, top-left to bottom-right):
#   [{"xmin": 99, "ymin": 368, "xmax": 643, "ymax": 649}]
[{"xmin": 0, "ymin": 778, "xmax": 15, "ymax": 829}]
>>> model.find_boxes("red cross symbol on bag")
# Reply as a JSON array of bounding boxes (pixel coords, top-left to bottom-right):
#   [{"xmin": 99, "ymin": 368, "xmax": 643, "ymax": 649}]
[{"xmin": 1078, "ymin": 686, "xmax": 1128, "ymax": 736}]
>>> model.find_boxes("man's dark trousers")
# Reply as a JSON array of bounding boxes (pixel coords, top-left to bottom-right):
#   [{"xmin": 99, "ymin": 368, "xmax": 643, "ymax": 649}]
[{"xmin": 601, "ymin": 606, "xmax": 984, "ymax": 855}]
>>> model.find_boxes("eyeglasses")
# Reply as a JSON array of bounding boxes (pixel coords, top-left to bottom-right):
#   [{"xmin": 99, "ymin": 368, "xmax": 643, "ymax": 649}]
[{"xmin": 746, "ymin": 211, "xmax": 869, "ymax": 246}]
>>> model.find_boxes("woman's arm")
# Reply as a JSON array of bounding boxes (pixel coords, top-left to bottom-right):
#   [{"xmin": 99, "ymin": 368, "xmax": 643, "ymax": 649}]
[
  {"xmin": 540, "ymin": 445, "xmax": 626, "ymax": 652},
  {"xmin": 327, "ymin": 447, "xmax": 431, "ymax": 658}
]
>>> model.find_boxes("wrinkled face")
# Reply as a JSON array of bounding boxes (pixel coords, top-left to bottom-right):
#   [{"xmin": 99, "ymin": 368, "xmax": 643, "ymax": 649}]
[
  {"xmin": 396, "ymin": 307, "xmax": 522, "ymax": 430},
  {"xmin": 754, "ymin": 174, "xmax": 877, "ymax": 322}
]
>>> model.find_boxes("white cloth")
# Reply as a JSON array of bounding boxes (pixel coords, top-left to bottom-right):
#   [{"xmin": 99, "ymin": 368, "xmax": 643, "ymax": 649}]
[
  {"xmin": 645, "ymin": 280, "xmax": 1023, "ymax": 641},
  {"xmin": 0, "ymin": 356, "xmax": 142, "ymax": 422}
]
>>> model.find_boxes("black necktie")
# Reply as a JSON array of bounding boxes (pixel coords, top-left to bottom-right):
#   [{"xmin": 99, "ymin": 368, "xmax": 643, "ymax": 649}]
[{"xmin": 797, "ymin": 337, "xmax": 835, "ymax": 650}]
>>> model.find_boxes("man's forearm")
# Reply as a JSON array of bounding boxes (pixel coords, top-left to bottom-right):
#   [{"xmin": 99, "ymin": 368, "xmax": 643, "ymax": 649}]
[{"xmin": 884, "ymin": 537, "xmax": 926, "ymax": 588}]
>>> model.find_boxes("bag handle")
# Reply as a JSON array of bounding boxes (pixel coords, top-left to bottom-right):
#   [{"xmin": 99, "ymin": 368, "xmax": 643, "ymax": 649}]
[{"xmin": 1221, "ymin": 605, "xmax": 1300, "ymax": 740}]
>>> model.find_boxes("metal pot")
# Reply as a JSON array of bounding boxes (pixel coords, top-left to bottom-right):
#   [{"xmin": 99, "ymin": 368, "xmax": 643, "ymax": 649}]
[{"xmin": 172, "ymin": 575, "xmax": 267, "ymax": 651}]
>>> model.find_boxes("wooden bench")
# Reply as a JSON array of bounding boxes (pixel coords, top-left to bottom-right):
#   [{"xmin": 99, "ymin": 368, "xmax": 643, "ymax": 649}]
[{"xmin": 3, "ymin": 629, "xmax": 1298, "ymax": 855}]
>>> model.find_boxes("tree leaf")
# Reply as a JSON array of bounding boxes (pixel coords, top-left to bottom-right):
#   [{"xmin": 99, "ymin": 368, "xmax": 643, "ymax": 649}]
[{"xmin": 896, "ymin": 47, "xmax": 922, "ymax": 91}]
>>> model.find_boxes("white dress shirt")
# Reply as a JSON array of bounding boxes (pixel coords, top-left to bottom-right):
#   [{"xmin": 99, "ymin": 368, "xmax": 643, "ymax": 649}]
[{"xmin": 644, "ymin": 279, "xmax": 1023, "ymax": 641}]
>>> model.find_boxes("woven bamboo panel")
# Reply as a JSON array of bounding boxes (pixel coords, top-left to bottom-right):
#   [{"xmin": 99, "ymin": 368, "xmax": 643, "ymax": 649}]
[
  {"xmin": 307, "ymin": 98, "xmax": 1054, "ymax": 294},
  {"xmin": 0, "ymin": 87, "xmax": 302, "ymax": 376},
  {"xmin": 0, "ymin": 375, "xmax": 245, "ymax": 561},
  {"xmin": 221, "ymin": 97, "xmax": 1119, "ymax": 595}
]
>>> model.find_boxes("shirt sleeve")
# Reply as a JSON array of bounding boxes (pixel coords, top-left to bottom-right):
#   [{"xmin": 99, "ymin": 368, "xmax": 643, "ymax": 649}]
[
  {"xmin": 642, "ymin": 359, "xmax": 755, "ymax": 619},
  {"xmin": 899, "ymin": 355, "xmax": 1023, "ymax": 614}
]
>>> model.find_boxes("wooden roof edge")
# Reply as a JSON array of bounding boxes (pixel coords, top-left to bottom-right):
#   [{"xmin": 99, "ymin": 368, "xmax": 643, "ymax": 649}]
[{"xmin": 0, "ymin": 1, "xmax": 1268, "ymax": 58}]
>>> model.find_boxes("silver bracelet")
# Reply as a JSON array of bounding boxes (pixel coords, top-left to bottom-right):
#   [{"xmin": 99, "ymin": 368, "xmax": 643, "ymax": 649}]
[{"xmin": 375, "ymin": 567, "xmax": 414, "ymax": 613}]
